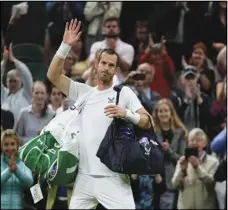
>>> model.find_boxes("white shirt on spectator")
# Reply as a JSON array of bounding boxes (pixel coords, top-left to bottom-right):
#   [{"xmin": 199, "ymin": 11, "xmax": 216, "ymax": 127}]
[
  {"xmin": 89, "ymin": 39, "xmax": 134, "ymax": 83},
  {"xmin": 48, "ymin": 104, "xmax": 64, "ymax": 116},
  {"xmin": 69, "ymin": 80, "xmax": 142, "ymax": 176},
  {"xmin": 1, "ymin": 60, "xmax": 33, "ymax": 126}
]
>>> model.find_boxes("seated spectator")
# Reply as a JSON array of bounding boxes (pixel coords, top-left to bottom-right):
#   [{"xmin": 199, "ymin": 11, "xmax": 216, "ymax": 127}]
[
  {"xmin": 139, "ymin": 36, "xmax": 175, "ymax": 98},
  {"xmin": 124, "ymin": 63, "xmax": 161, "ymax": 113},
  {"xmin": 84, "ymin": 2, "xmax": 122, "ymax": 55},
  {"xmin": 1, "ymin": 129, "xmax": 34, "ymax": 209},
  {"xmin": 15, "ymin": 81, "xmax": 55, "ymax": 146},
  {"xmin": 171, "ymin": 66, "xmax": 211, "ymax": 131},
  {"xmin": 128, "ymin": 20, "xmax": 149, "ymax": 70},
  {"xmin": 182, "ymin": 42, "xmax": 216, "ymax": 96},
  {"xmin": 171, "ymin": 128, "xmax": 219, "ymax": 209},
  {"xmin": 152, "ymin": 99, "xmax": 188, "ymax": 209},
  {"xmin": 89, "ymin": 17, "xmax": 134, "ymax": 83},
  {"xmin": 48, "ymin": 86, "xmax": 65, "ymax": 115},
  {"xmin": 1, "ymin": 44, "xmax": 33, "ymax": 125}
]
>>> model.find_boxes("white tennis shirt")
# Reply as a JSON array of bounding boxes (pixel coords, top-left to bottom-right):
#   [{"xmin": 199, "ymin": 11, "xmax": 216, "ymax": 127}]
[{"xmin": 69, "ymin": 80, "xmax": 142, "ymax": 176}]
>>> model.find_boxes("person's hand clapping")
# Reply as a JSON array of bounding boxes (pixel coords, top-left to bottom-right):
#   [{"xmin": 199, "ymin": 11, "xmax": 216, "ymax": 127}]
[
  {"xmin": 63, "ymin": 19, "xmax": 82, "ymax": 46},
  {"xmin": 9, "ymin": 154, "xmax": 17, "ymax": 172}
]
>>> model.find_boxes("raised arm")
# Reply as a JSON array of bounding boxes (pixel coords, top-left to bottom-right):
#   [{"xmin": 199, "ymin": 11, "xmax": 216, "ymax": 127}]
[
  {"xmin": 1, "ymin": 47, "xmax": 10, "ymax": 102},
  {"xmin": 8, "ymin": 44, "xmax": 33, "ymax": 100},
  {"xmin": 47, "ymin": 19, "xmax": 82, "ymax": 96}
]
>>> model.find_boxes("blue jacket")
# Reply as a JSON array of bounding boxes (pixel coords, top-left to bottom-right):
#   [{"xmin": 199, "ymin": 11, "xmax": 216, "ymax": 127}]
[
  {"xmin": 1, "ymin": 154, "xmax": 34, "ymax": 209},
  {"xmin": 210, "ymin": 128, "xmax": 227, "ymax": 158}
]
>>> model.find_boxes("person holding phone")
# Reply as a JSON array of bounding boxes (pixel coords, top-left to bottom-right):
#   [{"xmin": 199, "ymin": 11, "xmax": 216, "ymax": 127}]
[
  {"xmin": 1, "ymin": 129, "xmax": 34, "ymax": 209},
  {"xmin": 171, "ymin": 128, "xmax": 219, "ymax": 209},
  {"xmin": 123, "ymin": 63, "xmax": 161, "ymax": 113}
]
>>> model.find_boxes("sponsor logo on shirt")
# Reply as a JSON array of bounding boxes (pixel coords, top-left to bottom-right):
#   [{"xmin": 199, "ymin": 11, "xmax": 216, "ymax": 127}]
[{"xmin": 108, "ymin": 97, "xmax": 115, "ymax": 103}]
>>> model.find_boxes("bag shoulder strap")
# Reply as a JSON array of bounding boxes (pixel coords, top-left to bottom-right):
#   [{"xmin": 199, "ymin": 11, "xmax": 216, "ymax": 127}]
[{"xmin": 114, "ymin": 84, "xmax": 124, "ymax": 105}]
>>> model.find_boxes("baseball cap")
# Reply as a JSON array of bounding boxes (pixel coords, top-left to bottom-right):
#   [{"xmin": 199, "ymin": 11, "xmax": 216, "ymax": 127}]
[{"xmin": 182, "ymin": 65, "xmax": 197, "ymax": 78}]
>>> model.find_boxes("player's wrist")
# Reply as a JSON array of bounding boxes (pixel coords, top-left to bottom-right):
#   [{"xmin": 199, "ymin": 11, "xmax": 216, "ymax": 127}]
[
  {"xmin": 56, "ymin": 42, "xmax": 72, "ymax": 59},
  {"xmin": 124, "ymin": 109, "xmax": 140, "ymax": 125}
]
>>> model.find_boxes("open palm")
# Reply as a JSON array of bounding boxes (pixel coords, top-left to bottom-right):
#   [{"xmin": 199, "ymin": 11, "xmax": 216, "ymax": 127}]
[{"xmin": 63, "ymin": 19, "xmax": 82, "ymax": 46}]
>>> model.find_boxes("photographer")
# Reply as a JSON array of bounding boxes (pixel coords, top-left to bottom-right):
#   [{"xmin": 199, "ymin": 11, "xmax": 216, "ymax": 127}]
[
  {"xmin": 171, "ymin": 128, "xmax": 219, "ymax": 209},
  {"xmin": 123, "ymin": 63, "xmax": 161, "ymax": 113},
  {"xmin": 171, "ymin": 66, "xmax": 211, "ymax": 131}
]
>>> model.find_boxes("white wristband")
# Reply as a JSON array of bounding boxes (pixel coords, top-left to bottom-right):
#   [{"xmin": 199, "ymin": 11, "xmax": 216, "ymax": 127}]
[
  {"xmin": 56, "ymin": 42, "xmax": 72, "ymax": 59},
  {"xmin": 125, "ymin": 109, "xmax": 140, "ymax": 125}
]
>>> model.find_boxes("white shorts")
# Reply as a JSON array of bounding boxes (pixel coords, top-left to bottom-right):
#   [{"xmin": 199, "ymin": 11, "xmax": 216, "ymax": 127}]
[{"xmin": 69, "ymin": 173, "xmax": 135, "ymax": 209}]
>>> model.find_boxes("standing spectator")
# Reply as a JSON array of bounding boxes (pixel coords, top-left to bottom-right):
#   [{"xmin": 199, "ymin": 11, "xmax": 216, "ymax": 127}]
[
  {"xmin": 214, "ymin": 155, "xmax": 227, "ymax": 210},
  {"xmin": 152, "ymin": 99, "xmax": 188, "ymax": 209},
  {"xmin": 211, "ymin": 128, "xmax": 227, "ymax": 210},
  {"xmin": 157, "ymin": 2, "xmax": 202, "ymax": 70},
  {"xmin": 203, "ymin": 1, "xmax": 227, "ymax": 62},
  {"xmin": 84, "ymin": 2, "xmax": 122, "ymax": 55},
  {"xmin": 182, "ymin": 42, "xmax": 216, "ymax": 96},
  {"xmin": 128, "ymin": 20, "xmax": 149, "ymax": 70},
  {"xmin": 62, "ymin": 50, "xmax": 78, "ymax": 78},
  {"xmin": 1, "ymin": 44, "xmax": 33, "ymax": 125},
  {"xmin": 171, "ymin": 66, "xmax": 211, "ymax": 132},
  {"xmin": 1, "ymin": 2, "xmax": 48, "ymax": 46},
  {"xmin": 48, "ymin": 86, "xmax": 65, "ymax": 115},
  {"xmin": 139, "ymin": 37, "xmax": 175, "ymax": 98},
  {"xmin": 124, "ymin": 63, "xmax": 161, "ymax": 113},
  {"xmin": 89, "ymin": 17, "xmax": 134, "ymax": 83},
  {"xmin": 171, "ymin": 128, "xmax": 219, "ymax": 209},
  {"xmin": 15, "ymin": 81, "xmax": 55, "ymax": 146},
  {"xmin": 1, "ymin": 129, "xmax": 34, "ymax": 209}
]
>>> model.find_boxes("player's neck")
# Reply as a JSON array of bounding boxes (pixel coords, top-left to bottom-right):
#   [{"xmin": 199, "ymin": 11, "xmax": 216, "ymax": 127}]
[{"xmin": 96, "ymin": 80, "xmax": 113, "ymax": 91}]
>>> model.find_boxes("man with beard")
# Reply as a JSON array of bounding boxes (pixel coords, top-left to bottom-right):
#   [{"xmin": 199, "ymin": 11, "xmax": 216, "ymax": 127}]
[
  {"xmin": 89, "ymin": 17, "xmax": 134, "ymax": 83},
  {"xmin": 47, "ymin": 19, "xmax": 151, "ymax": 209}
]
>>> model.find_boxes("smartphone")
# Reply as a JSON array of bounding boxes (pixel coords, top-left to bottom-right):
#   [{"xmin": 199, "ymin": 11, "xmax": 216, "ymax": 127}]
[
  {"xmin": 132, "ymin": 73, "xmax": 146, "ymax": 81},
  {"xmin": 185, "ymin": 147, "xmax": 198, "ymax": 159}
]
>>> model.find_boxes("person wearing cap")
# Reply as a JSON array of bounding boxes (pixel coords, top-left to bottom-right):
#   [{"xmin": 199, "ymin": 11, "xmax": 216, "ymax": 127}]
[
  {"xmin": 170, "ymin": 65, "xmax": 211, "ymax": 132},
  {"xmin": 139, "ymin": 36, "xmax": 175, "ymax": 98}
]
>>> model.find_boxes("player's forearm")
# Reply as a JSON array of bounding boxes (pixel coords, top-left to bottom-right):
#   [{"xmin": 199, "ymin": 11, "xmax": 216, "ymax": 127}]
[
  {"xmin": 47, "ymin": 55, "xmax": 65, "ymax": 84},
  {"xmin": 137, "ymin": 113, "xmax": 151, "ymax": 130},
  {"xmin": 125, "ymin": 108, "xmax": 151, "ymax": 130}
]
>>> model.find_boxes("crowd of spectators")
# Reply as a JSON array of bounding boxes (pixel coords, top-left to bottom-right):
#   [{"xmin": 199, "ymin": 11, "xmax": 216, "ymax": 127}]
[{"xmin": 1, "ymin": 1, "xmax": 227, "ymax": 210}]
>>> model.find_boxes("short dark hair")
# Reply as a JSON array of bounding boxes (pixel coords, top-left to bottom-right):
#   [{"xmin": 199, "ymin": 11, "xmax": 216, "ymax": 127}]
[
  {"xmin": 104, "ymin": 17, "xmax": 120, "ymax": 27},
  {"xmin": 97, "ymin": 48, "xmax": 119, "ymax": 67}
]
